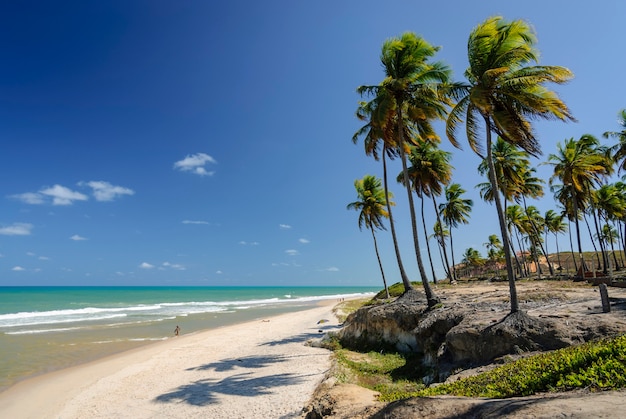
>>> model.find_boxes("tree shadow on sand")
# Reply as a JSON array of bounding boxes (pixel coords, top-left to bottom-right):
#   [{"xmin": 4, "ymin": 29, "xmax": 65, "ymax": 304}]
[
  {"xmin": 186, "ymin": 354, "xmax": 289, "ymax": 372},
  {"xmin": 154, "ymin": 372, "xmax": 311, "ymax": 406},
  {"xmin": 260, "ymin": 324, "xmax": 340, "ymax": 347}
]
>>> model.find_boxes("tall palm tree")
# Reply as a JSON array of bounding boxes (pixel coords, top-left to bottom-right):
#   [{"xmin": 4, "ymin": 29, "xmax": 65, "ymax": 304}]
[
  {"xmin": 439, "ymin": 184, "xmax": 473, "ymax": 282},
  {"xmin": 544, "ymin": 209, "xmax": 567, "ymax": 274},
  {"xmin": 593, "ymin": 184, "xmax": 625, "ymax": 272},
  {"xmin": 347, "ymin": 175, "xmax": 393, "ymax": 298},
  {"xmin": 353, "ymin": 97, "xmax": 412, "ymax": 292},
  {"xmin": 358, "ymin": 32, "xmax": 454, "ymax": 306},
  {"xmin": 446, "ymin": 16, "xmax": 574, "ymax": 313},
  {"xmin": 477, "ymin": 137, "xmax": 527, "ymax": 204},
  {"xmin": 603, "ymin": 109, "xmax": 626, "ymax": 173},
  {"xmin": 461, "ymin": 247, "xmax": 484, "ymax": 277},
  {"xmin": 400, "ymin": 142, "xmax": 454, "ymax": 284},
  {"xmin": 484, "ymin": 234, "xmax": 503, "ymax": 277},
  {"xmin": 548, "ymin": 135, "xmax": 612, "ymax": 275}
]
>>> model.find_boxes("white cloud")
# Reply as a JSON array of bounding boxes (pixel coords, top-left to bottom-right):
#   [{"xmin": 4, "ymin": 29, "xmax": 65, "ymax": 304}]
[
  {"xmin": 285, "ymin": 249, "xmax": 299, "ymax": 256},
  {"xmin": 10, "ymin": 192, "xmax": 45, "ymax": 205},
  {"xmin": 239, "ymin": 241, "xmax": 260, "ymax": 246},
  {"xmin": 40, "ymin": 184, "xmax": 88, "ymax": 206},
  {"xmin": 0, "ymin": 223, "xmax": 33, "ymax": 236},
  {"xmin": 162, "ymin": 262, "xmax": 185, "ymax": 270},
  {"xmin": 324, "ymin": 267, "xmax": 339, "ymax": 272},
  {"xmin": 298, "ymin": 238, "xmax": 310, "ymax": 244},
  {"xmin": 182, "ymin": 220, "xmax": 209, "ymax": 225},
  {"xmin": 139, "ymin": 262, "xmax": 154, "ymax": 269},
  {"xmin": 174, "ymin": 153, "xmax": 216, "ymax": 176},
  {"xmin": 82, "ymin": 181, "xmax": 134, "ymax": 202},
  {"xmin": 216, "ymin": 270, "xmax": 223, "ymax": 274},
  {"xmin": 279, "ymin": 224, "xmax": 292, "ymax": 230},
  {"xmin": 39, "ymin": 256, "xmax": 50, "ymax": 261},
  {"xmin": 12, "ymin": 266, "xmax": 25, "ymax": 271},
  {"xmin": 70, "ymin": 234, "xmax": 88, "ymax": 241}
]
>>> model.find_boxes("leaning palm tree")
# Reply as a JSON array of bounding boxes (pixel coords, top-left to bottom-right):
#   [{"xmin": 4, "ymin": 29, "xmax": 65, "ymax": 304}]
[
  {"xmin": 357, "ymin": 32, "xmax": 455, "ymax": 306},
  {"xmin": 400, "ymin": 142, "xmax": 454, "ymax": 284},
  {"xmin": 439, "ymin": 184, "xmax": 473, "ymax": 282},
  {"xmin": 347, "ymin": 175, "xmax": 393, "ymax": 298},
  {"xmin": 353, "ymin": 97, "xmax": 412, "ymax": 292},
  {"xmin": 604, "ymin": 109, "xmax": 626, "ymax": 173},
  {"xmin": 446, "ymin": 16, "xmax": 575, "ymax": 313}
]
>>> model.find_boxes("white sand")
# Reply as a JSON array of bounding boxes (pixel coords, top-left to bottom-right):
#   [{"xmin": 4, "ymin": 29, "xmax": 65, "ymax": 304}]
[{"xmin": 0, "ymin": 301, "xmax": 341, "ymax": 419}]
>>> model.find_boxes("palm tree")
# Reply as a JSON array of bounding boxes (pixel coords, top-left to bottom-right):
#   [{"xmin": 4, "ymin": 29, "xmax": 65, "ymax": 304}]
[
  {"xmin": 446, "ymin": 16, "xmax": 574, "ymax": 313},
  {"xmin": 357, "ymin": 32, "xmax": 454, "ymax": 306},
  {"xmin": 523, "ymin": 206, "xmax": 546, "ymax": 276},
  {"xmin": 353, "ymin": 97, "xmax": 412, "ymax": 292},
  {"xmin": 544, "ymin": 209, "xmax": 567, "ymax": 274},
  {"xmin": 461, "ymin": 247, "xmax": 484, "ymax": 277},
  {"xmin": 347, "ymin": 175, "xmax": 393, "ymax": 298},
  {"xmin": 477, "ymin": 137, "xmax": 527, "ymax": 204},
  {"xmin": 604, "ymin": 109, "xmax": 626, "ymax": 173},
  {"xmin": 548, "ymin": 135, "xmax": 612, "ymax": 275},
  {"xmin": 506, "ymin": 204, "xmax": 530, "ymax": 277},
  {"xmin": 484, "ymin": 234, "xmax": 503, "ymax": 277},
  {"xmin": 400, "ymin": 142, "xmax": 454, "ymax": 284},
  {"xmin": 439, "ymin": 184, "xmax": 473, "ymax": 282},
  {"xmin": 593, "ymin": 184, "xmax": 625, "ymax": 272}
]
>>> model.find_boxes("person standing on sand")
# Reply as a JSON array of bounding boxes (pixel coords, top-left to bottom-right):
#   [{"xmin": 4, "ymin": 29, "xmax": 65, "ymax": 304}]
[{"xmin": 174, "ymin": 325, "xmax": 180, "ymax": 336}]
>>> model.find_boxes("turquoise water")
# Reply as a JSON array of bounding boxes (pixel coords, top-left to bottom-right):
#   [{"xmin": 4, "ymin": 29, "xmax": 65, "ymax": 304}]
[{"xmin": 0, "ymin": 286, "xmax": 377, "ymax": 392}]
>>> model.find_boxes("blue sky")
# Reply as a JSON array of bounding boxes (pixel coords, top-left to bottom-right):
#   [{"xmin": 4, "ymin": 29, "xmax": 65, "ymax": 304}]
[{"xmin": 1, "ymin": 1, "xmax": 625, "ymax": 286}]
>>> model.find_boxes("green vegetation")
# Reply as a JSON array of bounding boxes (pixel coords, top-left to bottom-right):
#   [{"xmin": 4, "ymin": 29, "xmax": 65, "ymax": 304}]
[
  {"xmin": 334, "ymin": 349, "xmax": 427, "ymax": 399},
  {"xmin": 333, "ymin": 334, "xmax": 626, "ymax": 402}
]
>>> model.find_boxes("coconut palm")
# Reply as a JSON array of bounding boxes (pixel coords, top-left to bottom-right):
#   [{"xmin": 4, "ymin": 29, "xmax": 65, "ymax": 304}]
[
  {"xmin": 603, "ymin": 109, "xmax": 626, "ymax": 173},
  {"xmin": 548, "ymin": 135, "xmax": 612, "ymax": 275},
  {"xmin": 347, "ymin": 175, "xmax": 393, "ymax": 298},
  {"xmin": 439, "ymin": 184, "xmax": 473, "ymax": 282},
  {"xmin": 477, "ymin": 137, "xmax": 527, "ymax": 204},
  {"xmin": 400, "ymin": 142, "xmax": 454, "ymax": 284},
  {"xmin": 446, "ymin": 16, "xmax": 574, "ymax": 313},
  {"xmin": 357, "ymin": 32, "xmax": 455, "ymax": 306},
  {"xmin": 544, "ymin": 209, "xmax": 567, "ymax": 274},
  {"xmin": 593, "ymin": 184, "xmax": 625, "ymax": 272},
  {"xmin": 353, "ymin": 97, "xmax": 412, "ymax": 292},
  {"xmin": 506, "ymin": 204, "xmax": 530, "ymax": 277},
  {"xmin": 484, "ymin": 234, "xmax": 503, "ymax": 277},
  {"xmin": 461, "ymin": 247, "xmax": 484, "ymax": 277}
]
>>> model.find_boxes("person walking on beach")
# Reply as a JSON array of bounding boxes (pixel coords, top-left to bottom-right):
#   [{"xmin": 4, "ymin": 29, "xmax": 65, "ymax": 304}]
[{"xmin": 174, "ymin": 325, "xmax": 180, "ymax": 336}]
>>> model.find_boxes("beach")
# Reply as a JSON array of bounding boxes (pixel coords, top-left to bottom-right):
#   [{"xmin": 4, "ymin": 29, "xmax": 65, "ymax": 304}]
[{"xmin": 0, "ymin": 299, "xmax": 341, "ymax": 418}]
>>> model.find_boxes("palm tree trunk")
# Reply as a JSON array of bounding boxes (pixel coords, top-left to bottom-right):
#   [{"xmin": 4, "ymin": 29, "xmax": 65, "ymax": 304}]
[
  {"xmin": 484, "ymin": 117, "xmax": 519, "ymax": 313},
  {"xmin": 370, "ymin": 227, "xmax": 390, "ymax": 299},
  {"xmin": 396, "ymin": 104, "xmax": 439, "ymax": 306},
  {"xmin": 584, "ymin": 214, "xmax": 602, "ymax": 270},
  {"xmin": 421, "ymin": 196, "xmax": 438, "ymax": 284},
  {"xmin": 554, "ymin": 232, "xmax": 563, "ymax": 276},
  {"xmin": 568, "ymin": 218, "xmax": 578, "ymax": 274},
  {"xmin": 522, "ymin": 197, "xmax": 553, "ymax": 275},
  {"xmin": 382, "ymin": 148, "xmax": 412, "ymax": 289},
  {"xmin": 571, "ymin": 186, "xmax": 586, "ymax": 275},
  {"xmin": 449, "ymin": 229, "xmax": 457, "ymax": 282},
  {"xmin": 432, "ymin": 196, "xmax": 453, "ymax": 282}
]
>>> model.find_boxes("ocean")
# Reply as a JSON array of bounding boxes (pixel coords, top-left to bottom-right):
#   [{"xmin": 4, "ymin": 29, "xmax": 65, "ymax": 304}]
[{"xmin": 0, "ymin": 286, "xmax": 378, "ymax": 392}]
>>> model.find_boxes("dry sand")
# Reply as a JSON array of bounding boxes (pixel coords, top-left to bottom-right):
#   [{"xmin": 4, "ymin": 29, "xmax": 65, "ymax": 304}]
[{"xmin": 0, "ymin": 300, "xmax": 342, "ymax": 419}]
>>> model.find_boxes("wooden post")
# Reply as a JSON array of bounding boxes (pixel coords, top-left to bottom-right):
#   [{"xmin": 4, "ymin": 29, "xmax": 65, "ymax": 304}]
[{"xmin": 599, "ymin": 283, "xmax": 611, "ymax": 313}]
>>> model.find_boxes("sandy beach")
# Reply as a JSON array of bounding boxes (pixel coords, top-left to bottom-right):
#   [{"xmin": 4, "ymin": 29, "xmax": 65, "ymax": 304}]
[{"xmin": 0, "ymin": 299, "xmax": 341, "ymax": 419}]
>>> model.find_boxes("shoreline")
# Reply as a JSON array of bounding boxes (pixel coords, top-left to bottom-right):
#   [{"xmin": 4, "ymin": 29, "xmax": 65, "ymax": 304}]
[{"xmin": 0, "ymin": 298, "xmax": 342, "ymax": 418}]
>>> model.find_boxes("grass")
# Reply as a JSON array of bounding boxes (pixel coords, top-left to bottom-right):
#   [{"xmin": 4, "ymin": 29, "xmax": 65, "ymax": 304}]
[{"xmin": 332, "ymin": 334, "xmax": 626, "ymax": 402}]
